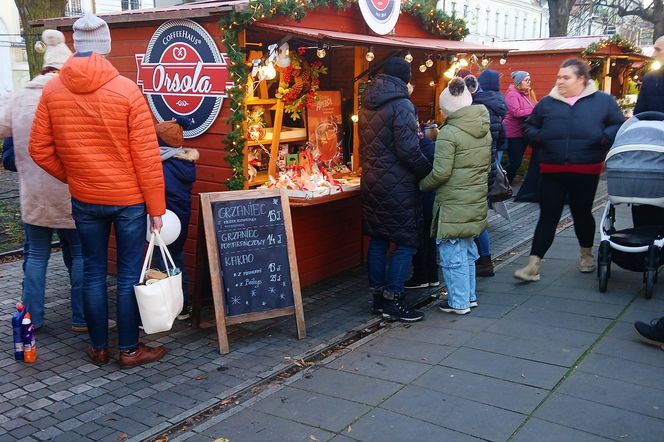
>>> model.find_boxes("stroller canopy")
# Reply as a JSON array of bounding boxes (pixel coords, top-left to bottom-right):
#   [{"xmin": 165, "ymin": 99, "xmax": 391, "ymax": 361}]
[{"xmin": 606, "ymin": 112, "xmax": 664, "ymax": 208}]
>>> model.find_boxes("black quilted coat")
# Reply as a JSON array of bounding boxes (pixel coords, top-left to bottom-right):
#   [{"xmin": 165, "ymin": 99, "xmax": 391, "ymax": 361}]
[{"xmin": 359, "ymin": 74, "xmax": 432, "ymax": 247}]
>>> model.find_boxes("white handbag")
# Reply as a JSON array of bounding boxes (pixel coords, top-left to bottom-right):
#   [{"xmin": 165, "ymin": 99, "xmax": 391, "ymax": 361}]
[{"xmin": 134, "ymin": 231, "xmax": 184, "ymax": 334}]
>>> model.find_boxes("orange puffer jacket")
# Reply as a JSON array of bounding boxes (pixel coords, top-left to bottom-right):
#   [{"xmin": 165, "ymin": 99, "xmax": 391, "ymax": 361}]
[{"xmin": 30, "ymin": 52, "xmax": 165, "ymax": 216}]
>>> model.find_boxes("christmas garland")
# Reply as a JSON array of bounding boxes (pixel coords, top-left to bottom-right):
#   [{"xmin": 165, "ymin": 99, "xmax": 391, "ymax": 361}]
[
  {"xmin": 581, "ymin": 34, "xmax": 641, "ymax": 58},
  {"xmin": 220, "ymin": 0, "xmax": 469, "ymax": 190},
  {"xmin": 276, "ymin": 49, "xmax": 328, "ymax": 121}
]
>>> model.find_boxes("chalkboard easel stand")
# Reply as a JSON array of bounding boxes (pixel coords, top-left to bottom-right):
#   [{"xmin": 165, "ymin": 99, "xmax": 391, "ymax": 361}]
[{"xmin": 197, "ymin": 189, "xmax": 306, "ymax": 354}]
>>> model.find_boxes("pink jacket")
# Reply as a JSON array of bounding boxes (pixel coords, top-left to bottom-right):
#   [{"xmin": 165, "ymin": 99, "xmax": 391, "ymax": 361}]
[{"xmin": 504, "ymin": 84, "xmax": 535, "ymax": 138}]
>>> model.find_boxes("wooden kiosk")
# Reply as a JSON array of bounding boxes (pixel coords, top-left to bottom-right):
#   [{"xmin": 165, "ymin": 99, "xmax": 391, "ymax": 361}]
[{"xmin": 35, "ymin": 1, "xmax": 504, "ymax": 352}]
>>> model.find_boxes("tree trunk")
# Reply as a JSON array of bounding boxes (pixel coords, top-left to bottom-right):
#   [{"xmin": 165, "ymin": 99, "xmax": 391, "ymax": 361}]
[
  {"xmin": 548, "ymin": 0, "xmax": 575, "ymax": 37},
  {"xmin": 13, "ymin": 0, "xmax": 67, "ymax": 79},
  {"xmin": 653, "ymin": 1, "xmax": 663, "ymax": 43}
]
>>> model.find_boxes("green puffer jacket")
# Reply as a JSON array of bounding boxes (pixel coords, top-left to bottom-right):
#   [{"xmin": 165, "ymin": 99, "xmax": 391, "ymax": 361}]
[{"xmin": 420, "ymin": 105, "xmax": 492, "ymax": 239}]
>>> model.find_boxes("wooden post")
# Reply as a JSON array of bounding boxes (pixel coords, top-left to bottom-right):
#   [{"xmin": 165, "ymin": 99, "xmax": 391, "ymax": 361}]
[{"xmin": 352, "ymin": 46, "xmax": 363, "ymax": 172}]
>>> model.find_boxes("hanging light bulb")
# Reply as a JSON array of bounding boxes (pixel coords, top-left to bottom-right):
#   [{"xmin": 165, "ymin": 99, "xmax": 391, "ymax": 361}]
[
  {"xmin": 481, "ymin": 58, "xmax": 489, "ymax": 67},
  {"xmin": 458, "ymin": 58, "xmax": 469, "ymax": 67},
  {"xmin": 316, "ymin": 42, "xmax": 326, "ymax": 59},
  {"xmin": 404, "ymin": 52, "xmax": 413, "ymax": 63},
  {"xmin": 425, "ymin": 56, "xmax": 434, "ymax": 68},
  {"xmin": 351, "ymin": 114, "xmax": 359, "ymax": 123},
  {"xmin": 264, "ymin": 61, "xmax": 276, "ymax": 80},
  {"xmin": 443, "ymin": 69, "xmax": 455, "ymax": 79},
  {"xmin": 429, "ymin": 80, "xmax": 436, "ymax": 87},
  {"xmin": 652, "ymin": 60, "xmax": 662, "ymax": 71},
  {"xmin": 419, "ymin": 63, "xmax": 427, "ymax": 73},
  {"xmin": 633, "ymin": 74, "xmax": 639, "ymax": 80},
  {"xmin": 499, "ymin": 57, "xmax": 507, "ymax": 65},
  {"xmin": 365, "ymin": 46, "xmax": 375, "ymax": 62}
]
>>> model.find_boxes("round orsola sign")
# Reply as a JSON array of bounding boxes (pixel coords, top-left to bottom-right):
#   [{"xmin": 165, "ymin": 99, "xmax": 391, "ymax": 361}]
[
  {"xmin": 135, "ymin": 19, "xmax": 232, "ymax": 138},
  {"xmin": 358, "ymin": 0, "xmax": 401, "ymax": 35}
]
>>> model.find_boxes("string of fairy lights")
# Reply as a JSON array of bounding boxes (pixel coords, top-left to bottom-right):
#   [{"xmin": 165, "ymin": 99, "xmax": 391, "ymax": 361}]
[{"xmin": 219, "ymin": 0, "xmax": 469, "ymax": 190}]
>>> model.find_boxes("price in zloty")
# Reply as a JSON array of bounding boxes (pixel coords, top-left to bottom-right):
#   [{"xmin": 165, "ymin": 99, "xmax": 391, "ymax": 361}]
[{"xmin": 212, "ymin": 197, "xmax": 294, "ymax": 316}]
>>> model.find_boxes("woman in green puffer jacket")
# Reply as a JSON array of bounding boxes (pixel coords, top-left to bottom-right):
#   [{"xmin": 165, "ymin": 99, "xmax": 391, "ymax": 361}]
[{"xmin": 420, "ymin": 77, "xmax": 492, "ymax": 316}]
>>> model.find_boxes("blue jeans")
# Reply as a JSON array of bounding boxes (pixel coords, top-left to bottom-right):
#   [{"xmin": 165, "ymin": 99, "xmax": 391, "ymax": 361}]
[
  {"xmin": 437, "ymin": 238, "xmax": 478, "ymax": 309},
  {"xmin": 474, "ymin": 230, "xmax": 491, "ymax": 257},
  {"xmin": 23, "ymin": 224, "xmax": 84, "ymax": 328},
  {"xmin": 71, "ymin": 199, "xmax": 146, "ymax": 351},
  {"xmin": 367, "ymin": 237, "xmax": 417, "ymax": 295}
]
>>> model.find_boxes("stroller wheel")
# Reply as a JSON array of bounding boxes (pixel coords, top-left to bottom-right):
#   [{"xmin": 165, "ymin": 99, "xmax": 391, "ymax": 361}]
[
  {"xmin": 598, "ymin": 263, "xmax": 610, "ymax": 293},
  {"xmin": 645, "ymin": 270, "xmax": 656, "ymax": 299}
]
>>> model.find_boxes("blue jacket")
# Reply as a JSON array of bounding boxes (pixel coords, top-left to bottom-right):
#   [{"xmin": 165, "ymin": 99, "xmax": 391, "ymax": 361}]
[
  {"xmin": 2, "ymin": 137, "xmax": 15, "ymax": 172},
  {"xmin": 161, "ymin": 148, "xmax": 198, "ymax": 226},
  {"xmin": 419, "ymin": 136, "xmax": 435, "ymax": 220}
]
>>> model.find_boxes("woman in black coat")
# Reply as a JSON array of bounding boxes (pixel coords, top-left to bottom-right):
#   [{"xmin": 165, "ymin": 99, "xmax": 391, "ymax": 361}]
[
  {"xmin": 359, "ymin": 57, "xmax": 432, "ymax": 322},
  {"xmin": 515, "ymin": 58, "xmax": 625, "ymax": 282}
]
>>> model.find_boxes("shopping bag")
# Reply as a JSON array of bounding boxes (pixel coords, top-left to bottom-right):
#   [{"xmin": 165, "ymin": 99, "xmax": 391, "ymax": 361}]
[
  {"xmin": 134, "ymin": 231, "xmax": 183, "ymax": 334},
  {"xmin": 488, "ymin": 161, "xmax": 513, "ymax": 203}
]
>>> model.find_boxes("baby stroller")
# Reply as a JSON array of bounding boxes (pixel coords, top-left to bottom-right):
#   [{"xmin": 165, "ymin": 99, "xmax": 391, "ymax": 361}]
[{"xmin": 599, "ymin": 111, "xmax": 664, "ymax": 298}]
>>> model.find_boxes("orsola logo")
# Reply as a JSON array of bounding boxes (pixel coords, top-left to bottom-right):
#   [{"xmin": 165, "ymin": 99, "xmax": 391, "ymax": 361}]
[
  {"xmin": 358, "ymin": 0, "xmax": 401, "ymax": 35},
  {"xmin": 136, "ymin": 19, "xmax": 232, "ymax": 138}
]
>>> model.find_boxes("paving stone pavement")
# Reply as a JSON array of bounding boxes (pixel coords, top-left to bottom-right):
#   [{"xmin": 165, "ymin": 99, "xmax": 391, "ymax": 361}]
[{"xmin": 6, "ymin": 178, "xmax": 663, "ymax": 442}]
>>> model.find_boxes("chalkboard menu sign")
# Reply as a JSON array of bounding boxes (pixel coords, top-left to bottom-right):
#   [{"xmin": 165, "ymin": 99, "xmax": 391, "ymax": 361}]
[
  {"xmin": 199, "ymin": 189, "xmax": 306, "ymax": 354},
  {"xmin": 212, "ymin": 196, "xmax": 294, "ymax": 316}
]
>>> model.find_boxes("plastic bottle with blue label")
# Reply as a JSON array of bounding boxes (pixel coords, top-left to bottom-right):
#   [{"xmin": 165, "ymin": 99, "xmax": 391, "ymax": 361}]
[
  {"xmin": 12, "ymin": 302, "xmax": 25, "ymax": 361},
  {"xmin": 22, "ymin": 312, "xmax": 36, "ymax": 363}
]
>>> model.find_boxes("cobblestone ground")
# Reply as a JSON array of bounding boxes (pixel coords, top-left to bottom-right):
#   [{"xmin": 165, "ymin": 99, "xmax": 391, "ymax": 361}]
[{"xmin": 0, "ymin": 179, "xmax": 609, "ymax": 442}]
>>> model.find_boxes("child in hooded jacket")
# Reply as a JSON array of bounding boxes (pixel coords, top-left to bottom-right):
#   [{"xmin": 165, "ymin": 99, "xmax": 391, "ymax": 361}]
[{"xmin": 153, "ymin": 117, "xmax": 199, "ymax": 319}]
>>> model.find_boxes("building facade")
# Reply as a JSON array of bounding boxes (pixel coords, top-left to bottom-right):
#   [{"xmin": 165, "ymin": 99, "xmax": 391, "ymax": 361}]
[
  {"xmin": 0, "ymin": 2, "xmax": 29, "ymax": 92},
  {"xmin": 437, "ymin": 0, "xmax": 549, "ymax": 43}
]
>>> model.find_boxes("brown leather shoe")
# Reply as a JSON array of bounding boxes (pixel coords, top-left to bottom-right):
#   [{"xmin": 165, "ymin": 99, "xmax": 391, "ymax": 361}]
[
  {"xmin": 119, "ymin": 343, "xmax": 166, "ymax": 368},
  {"xmin": 86, "ymin": 346, "xmax": 110, "ymax": 365}
]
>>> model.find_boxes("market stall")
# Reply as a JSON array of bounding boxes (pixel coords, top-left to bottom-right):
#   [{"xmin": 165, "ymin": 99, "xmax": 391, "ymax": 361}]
[
  {"xmin": 34, "ymin": 0, "xmax": 504, "ymax": 307},
  {"xmin": 488, "ymin": 35, "xmax": 650, "ymax": 114}
]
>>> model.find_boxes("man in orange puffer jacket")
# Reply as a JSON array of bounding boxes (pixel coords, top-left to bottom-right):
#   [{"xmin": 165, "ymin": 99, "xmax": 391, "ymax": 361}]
[{"xmin": 30, "ymin": 13, "xmax": 167, "ymax": 368}]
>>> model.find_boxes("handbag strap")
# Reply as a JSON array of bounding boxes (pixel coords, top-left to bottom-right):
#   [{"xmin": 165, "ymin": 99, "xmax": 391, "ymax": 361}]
[{"xmin": 138, "ymin": 232, "xmax": 178, "ymax": 284}]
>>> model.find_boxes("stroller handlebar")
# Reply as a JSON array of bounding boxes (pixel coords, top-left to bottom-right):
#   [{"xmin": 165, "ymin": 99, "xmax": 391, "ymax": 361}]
[{"xmin": 633, "ymin": 111, "xmax": 664, "ymax": 122}]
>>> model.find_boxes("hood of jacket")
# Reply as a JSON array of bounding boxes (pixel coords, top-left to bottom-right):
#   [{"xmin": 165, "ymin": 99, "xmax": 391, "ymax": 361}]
[
  {"xmin": 24, "ymin": 73, "xmax": 58, "ymax": 90},
  {"xmin": 362, "ymin": 74, "xmax": 409, "ymax": 110},
  {"xmin": 472, "ymin": 90, "xmax": 506, "ymax": 118},
  {"xmin": 59, "ymin": 52, "xmax": 119, "ymax": 94},
  {"xmin": 445, "ymin": 105, "xmax": 490, "ymax": 139},
  {"xmin": 548, "ymin": 80, "xmax": 598, "ymax": 103}
]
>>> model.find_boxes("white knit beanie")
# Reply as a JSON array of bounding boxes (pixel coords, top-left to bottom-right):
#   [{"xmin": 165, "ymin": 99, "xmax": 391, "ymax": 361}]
[
  {"xmin": 41, "ymin": 30, "xmax": 72, "ymax": 70},
  {"xmin": 439, "ymin": 77, "xmax": 473, "ymax": 115},
  {"xmin": 73, "ymin": 13, "xmax": 111, "ymax": 55}
]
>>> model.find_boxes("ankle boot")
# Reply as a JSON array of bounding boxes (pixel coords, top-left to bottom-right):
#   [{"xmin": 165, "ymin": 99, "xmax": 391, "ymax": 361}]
[
  {"xmin": 370, "ymin": 287, "xmax": 384, "ymax": 314},
  {"xmin": 476, "ymin": 255, "xmax": 494, "ymax": 277},
  {"xmin": 514, "ymin": 255, "xmax": 541, "ymax": 282},
  {"xmin": 381, "ymin": 291, "xmax": 424, "ymax": 322},
  {"xmin": 579, "ymin": 247, "xmax": 596, "ymax": 273}
]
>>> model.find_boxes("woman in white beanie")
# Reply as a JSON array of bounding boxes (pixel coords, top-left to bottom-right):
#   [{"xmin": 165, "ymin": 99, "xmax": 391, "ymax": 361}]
[
  {"xmin": 419, "ymin": 78, "xmax": 492, "ymax": 315},
  {"xmin": 0, "ymin": 30, "xmax": 90, "ymax": 331}
]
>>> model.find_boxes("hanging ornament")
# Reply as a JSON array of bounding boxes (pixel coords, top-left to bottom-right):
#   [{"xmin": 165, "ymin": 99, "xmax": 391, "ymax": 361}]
[{"xmin": 34, "ymin": 40, "xmax": 46, "ymax": 54}]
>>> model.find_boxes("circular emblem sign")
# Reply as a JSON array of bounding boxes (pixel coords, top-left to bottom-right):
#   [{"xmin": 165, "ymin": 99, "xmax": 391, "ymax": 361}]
[
  {"xmin": 136, "ymin": 19, "xmax": 231, "ymax": 138},
  {"xmin": 358, "ymin": 0, "xmax": 401, "ymax": 35}
]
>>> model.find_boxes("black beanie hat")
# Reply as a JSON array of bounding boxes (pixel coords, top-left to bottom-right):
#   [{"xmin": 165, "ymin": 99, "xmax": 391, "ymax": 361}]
[{"xmin": 384, "ymin": 56, "xmax": 411, "ymax": 84}]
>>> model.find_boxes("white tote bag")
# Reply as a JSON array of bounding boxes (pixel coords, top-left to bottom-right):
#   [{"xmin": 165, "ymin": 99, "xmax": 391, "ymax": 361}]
[{"xmin": 134, "ymin": 231, "xmax": 184, "ymax": 334}]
